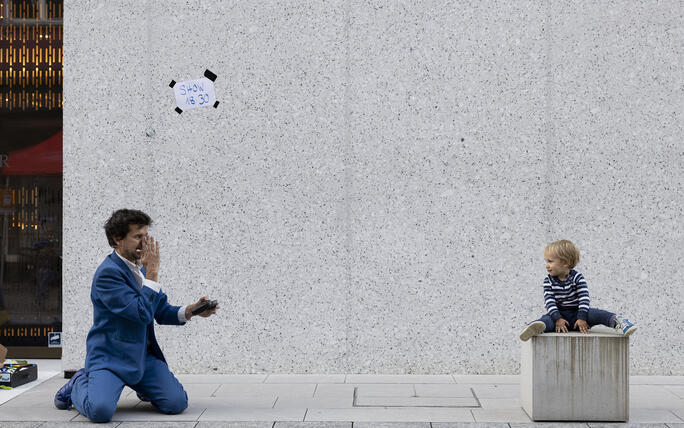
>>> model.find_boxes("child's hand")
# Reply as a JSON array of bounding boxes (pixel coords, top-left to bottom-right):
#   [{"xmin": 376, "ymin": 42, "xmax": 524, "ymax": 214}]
[
  {"xmin": 574, "ymin": 319, "xmax": 589, "ymax": 334},
  {"xmin": 555, "ymin": 318, "xmax": 569, "ymax": 333}
]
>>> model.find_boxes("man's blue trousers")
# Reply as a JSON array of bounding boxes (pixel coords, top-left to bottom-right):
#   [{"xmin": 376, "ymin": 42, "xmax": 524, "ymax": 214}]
[{"xmin": 71, "ymin": 353, "xmax": 188, "ymax": 423}]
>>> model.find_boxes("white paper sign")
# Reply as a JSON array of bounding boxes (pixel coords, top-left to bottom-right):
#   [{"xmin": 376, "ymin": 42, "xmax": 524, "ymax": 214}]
[{"xmin": 173, "ymin": 77, "xmax": 216, "ymax": 112}]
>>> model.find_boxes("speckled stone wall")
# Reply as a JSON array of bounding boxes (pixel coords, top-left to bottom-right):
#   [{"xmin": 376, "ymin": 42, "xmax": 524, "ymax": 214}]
[{"xmin": 63, "ymin": 1, "xmax": 683, "ymax": 374}]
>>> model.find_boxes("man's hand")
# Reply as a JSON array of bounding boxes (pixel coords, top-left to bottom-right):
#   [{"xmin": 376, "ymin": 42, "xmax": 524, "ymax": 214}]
[
  {"xmin": 141, "ymin": 236, "xmax": 160, "ymax": 282},
  {"xmin": 185, "ymin": 296, "xmax": 219, "ymax": 320},
  {"xmin": 555, "ymin": 318, "xmax": 569, "ymax": 333},
  {"xmin": 574, "ymin": 319, "xmax": 589, "ymax": 334}
]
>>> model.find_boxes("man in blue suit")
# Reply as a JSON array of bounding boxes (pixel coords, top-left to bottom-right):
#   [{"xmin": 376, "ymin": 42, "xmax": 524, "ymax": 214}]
[{"xmin": 54, "ymin": 209, "xmax": 218, "ymax": 422}]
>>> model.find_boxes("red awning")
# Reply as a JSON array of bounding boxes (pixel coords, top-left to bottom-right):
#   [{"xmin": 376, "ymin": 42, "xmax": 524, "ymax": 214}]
[{"xmin": 1, "ymin": 131, "xmax": 62, "ymax": 176}]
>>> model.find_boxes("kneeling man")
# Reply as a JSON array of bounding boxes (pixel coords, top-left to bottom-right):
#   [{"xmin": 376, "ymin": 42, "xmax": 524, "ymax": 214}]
[{"xmin": 55, "ymin": 209, "xmax": 219, "ymax": 422}]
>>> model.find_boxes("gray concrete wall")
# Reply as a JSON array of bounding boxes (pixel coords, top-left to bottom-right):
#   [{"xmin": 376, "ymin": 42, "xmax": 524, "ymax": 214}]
[{"xmin": 63, "ymin": 0, "xmax": 683, "ymax": 374}]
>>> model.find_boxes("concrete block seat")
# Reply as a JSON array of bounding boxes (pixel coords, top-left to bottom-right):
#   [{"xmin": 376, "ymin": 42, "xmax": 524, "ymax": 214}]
[{"xmin": 521, "ymin": 330, "xmax": 629, "ymax": 422}]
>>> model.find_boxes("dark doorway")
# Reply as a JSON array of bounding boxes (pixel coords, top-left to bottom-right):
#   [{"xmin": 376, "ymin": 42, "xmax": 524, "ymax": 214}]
[{"xmin": 0, "ymin": 0, "xmax": 63, "ymax": 358}]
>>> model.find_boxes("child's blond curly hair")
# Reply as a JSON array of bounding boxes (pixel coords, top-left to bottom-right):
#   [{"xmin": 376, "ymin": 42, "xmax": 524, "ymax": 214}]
[{"xmin": 544, "ymin": 239, "xmax": 580, "ymax": 269}]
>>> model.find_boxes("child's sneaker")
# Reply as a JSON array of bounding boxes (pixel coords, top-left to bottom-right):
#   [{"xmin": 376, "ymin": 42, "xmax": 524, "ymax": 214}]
[
  {"xmin": 520, "ymin": 321, "xmax": 546, "ymax": 341},
  {"xmin": 614, "ymin": 316, "xmax": 637, "ymax": 336}
]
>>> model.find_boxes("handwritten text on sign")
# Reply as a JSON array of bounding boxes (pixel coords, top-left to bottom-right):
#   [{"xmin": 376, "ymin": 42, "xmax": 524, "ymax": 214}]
[{"xmin": 173, "ymin": 77, "xmax": 216, "ymax": 111}]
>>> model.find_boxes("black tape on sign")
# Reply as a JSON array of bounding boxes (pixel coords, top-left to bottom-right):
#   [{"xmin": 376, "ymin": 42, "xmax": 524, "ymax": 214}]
[
  {"xmin": 169, "ymin": 80, "xmax": 176, "ymax": 88},
  {"xmin": 175, "ymin": 107, "xmax": 183, "ymax": 114},
  {"xmin": 204, "ymin": 69, "xmax": 217, "ymax": 82},
  {"xmin": 213, "ymin": 101, "xmax": 220, "ymax": 108}
]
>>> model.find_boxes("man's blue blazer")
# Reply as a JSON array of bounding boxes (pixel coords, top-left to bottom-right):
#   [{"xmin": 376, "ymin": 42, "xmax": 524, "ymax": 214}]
[{"xmin": 84, "ymin": 251, "xmax": 185, "ymax": 385}]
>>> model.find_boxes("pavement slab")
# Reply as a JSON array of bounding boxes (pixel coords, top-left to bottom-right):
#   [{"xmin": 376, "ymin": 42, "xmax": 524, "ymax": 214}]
[
  {"xmin": 452, "ymin": 376, "xmax": 520, "ymax": 384},
  {"xmin": 353, "ymin": 423, "xmax": 430, "ymax": 428},
  {"xmin": 0, "ymin": 424, "xmax": 45, "ymax": 428},
  {"xmin": 666, "ymin": 387, "xmax": 684, "ymax": 399},
  {"xmin": 71, "ymin": 402, "xmax": 204, "ymax": 422},
  {"xmin": 0, "ymin": 407, "xmax": 79, "ymax": 422},
  {"xmin": 116, "ymin": 424, "xmax": 197, "ymax": 428},
  {"xmin": 355, "ymin": 396, "xmax": 478, "ymax": 407},
  {"xmin": 213, "ymin": 384, "xmax": 316, "ymax": 398},
  {"xmin": 198, "ymin": 407, "xmax": 306, "ymax": 421},
  {"xmin": 274, "ymin": 395, "xmax": 355, "ymax": 409},
  {"xmin": 304, "ymin": 407, "xmax": 474, "ymax": 422},
  {"xmin": 671, "ymin": 408, "xmax": 684, "ymax": 421},
  {"xmin": 345, "ymin": 375, "xmax": 455, "ymax": 384},
  {"xmin": 588, "ymin": 424, "xmax": 670, "ymax": 427},
  {"xmin": 175, "ymin": 374, "xmax": 268, "ymax": 384},
  {"xmin": 630, "ymin": 386, "xmax": 684, "ymax": 409},
  {"xmin": 470, "ymin": 408, "xmax": 531, "ymax": 423},
  {"xmin": 413, "ymin": 384, "xmax": 474, "ymax": 398},
  {"xmin": 512, "ymin": 424, "xmax": 589, "ymax": 428},
  {"xmin": 432, "ymin": 424, "xmax": 509, "ymax": 428},
  {"xmin": 183, "ymin": 383, "xmax": 222, "ymax": 397},
  {"xmin": 195, "ymin": 423, "xmax": 274, "ymax": 428},
  {"xmin": 469, "ymin": 385, "xmax": 520, "ymax": 399},
  {"xmin": 477, "ymin": 398, "xmax": 522, "ymax": 409},
  {"xmin": 627, "ymin": 409, "xmax": 684, "ymax": 424},
  {"xmin": 355, "ymin": 384, "xmax": 416, "ymax": 397},
  {"xmin": 274, "ymin": 423, "xmax": 351, "ymax": 428},
  {"xmin": 631, "ymin": 378, "xmax": 684, "ymax": 385},
  {"xmin": 265, "ymin": 375, "xmax": 346, "ymax": 384}
]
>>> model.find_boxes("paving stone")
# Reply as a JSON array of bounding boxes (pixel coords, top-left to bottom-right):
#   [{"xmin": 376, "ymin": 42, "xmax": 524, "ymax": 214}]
[
  {"xmin": 345, "ymin": 375, "xmax": 454, "ymax": 384},
  {"xmin": 0, "ymin": 423, "xmax": 44, "ymax": 428},
  {"xmin": 666, "ymin": 387, "xmax": 684, "ymax": 399},
  {"xmin": 512, "ymin": 423, "xmax": 589, "ymax": 427},
  {"xmin": 627, "ymin": 409, "xmax": 684, "ymax": 424},
  {"xmin": 189, "ymin": 396, "xmax": 278, "ymax": 409},
  {"xmin": 470, "ymin": 385, "xmax": 519, "ymax": 399},
  {"xmin": 183, "ymin": 383, "xmax": 222, "ymax": 397},
  {"xmin": 71, "ymin": 402, "xmax": 203, "ymax": 422},
  {"xmin": 274, "ymin": 395, "xmax": 354, "ymax": 409},
  {"xmin": 198, "ymin": 407, "xmax": 306, "ymax": 421},
  {"xmin": 265, "ymin": 375, "xmax": 346, "ymax": 384},
  {"xmin": 175, "ymin": 374, "xmax": 268, "ymax": 384},
  {"xmin": 353, "ymin": 423, "xmax": 429, "ymax": 428},
  {"xmin": 587, "ymin": 422, "xmax": 668, "ymax": 428},
  {"xmin": 312, "ymin": 384, "xmax": 357, "ymax": 399},
  {"xmin": 452, "ymin": 375, "xmax": 520, "ymax": 384},
  {"xmin": 588, "ymin": 424, "xmax": 669, "ymax": 427},
  {"xmin": 304, "ymin": 407, "xmax": 474, "ymax": 422},
  {"xmin": 355, "ymin": 384, "xmax": 415, "ymax": 397},
  {"xmin": 477, "ymin": 398, "xmax": 522, "ymax": 409},
  {"xmin": 413, "ymin": 384, "xmax": 473, "ymax": 398},
  {"xmin": 666, "ymin": 424, "xmax": 684, "ymax": 428},
  {"xmin": 432, "ymin": 423, "xmax": 509, "ymax": 428},
  {"xmin": 213, "ymin": 384, "xmax": 315, "ymax": 398},
  {"xmin": 116, "ymin": 423, "xmax": 196, "ymax": 428},
  {"xmin": 274, "ymin": 423, "xmax": 351, "ymax": 428},
  {"xmin": 671, "ymin": 408, "xmax": 684, "ymax": 421},
  {"xmin": 471, "ymin": 408, "xmax": 531, "ymax": 422},
  {"xmin": 35, "ymin": 423, "xmax": 120, "ymax": 428},
  {"xmin": 195, "ymin": 423, "xmax": 273, "ymax": 428},
  {"xmin": 631, "ymin": 377, "xmax": 684, "ymax": 385},
  {"xmin": 355, "ymin": 396, "xmax": 478, "ymax": 407},
  {"xmin": 630, "ymin": 386, "xmax": 684, "ymax": 409},
  {"xmin": 0, "ymin": 407, "xmax": 78, "ymax": 421}
]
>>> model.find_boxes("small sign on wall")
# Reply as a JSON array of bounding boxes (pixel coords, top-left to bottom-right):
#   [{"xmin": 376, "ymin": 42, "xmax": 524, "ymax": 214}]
[
  {"xmin": 170, "ymin": 69, "xmax": 220, "ymax": 114},
  {"xmin": 48, "ymin": 332, "xmax": 61, "ymax": 348}
]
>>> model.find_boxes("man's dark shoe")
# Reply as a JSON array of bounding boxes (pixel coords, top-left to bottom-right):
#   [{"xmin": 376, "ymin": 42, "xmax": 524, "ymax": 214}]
[
  {"xmin": 54, "ymin": 368, "xmax": 85, "ymax": 410},
  {"xmin": 136, "ymin": 391, "xmax": 151, "ymax": 402}
]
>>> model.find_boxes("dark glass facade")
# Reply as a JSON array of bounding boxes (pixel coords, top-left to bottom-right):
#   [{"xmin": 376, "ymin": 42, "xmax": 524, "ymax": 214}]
[{"xmin": 0, "ymin": 0, "xmax": 63, "ymax": 357}]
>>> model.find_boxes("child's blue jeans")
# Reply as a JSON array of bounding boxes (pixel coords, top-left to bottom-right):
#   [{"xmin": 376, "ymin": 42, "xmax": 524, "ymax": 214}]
[{"xmin": 538, "ymin": 308, "xmax": 615, "ymax": 332}]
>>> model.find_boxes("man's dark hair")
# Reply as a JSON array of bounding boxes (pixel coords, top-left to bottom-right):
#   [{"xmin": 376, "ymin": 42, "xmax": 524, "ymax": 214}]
[{"xmin": 104, "ymin": 209, "xmax": 152, "ymax": 248}]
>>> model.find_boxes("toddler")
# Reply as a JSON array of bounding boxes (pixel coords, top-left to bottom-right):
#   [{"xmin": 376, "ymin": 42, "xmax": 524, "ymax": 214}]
[{"xmin": 520, "ymin": 239, "xmax": 636, "ymax": 341}]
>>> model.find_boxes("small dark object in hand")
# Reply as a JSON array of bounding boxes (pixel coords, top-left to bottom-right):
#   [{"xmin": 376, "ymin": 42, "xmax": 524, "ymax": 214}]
[{"xmin": 191, "ymin": 300, "xmax": 218, "ymax": 316}]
